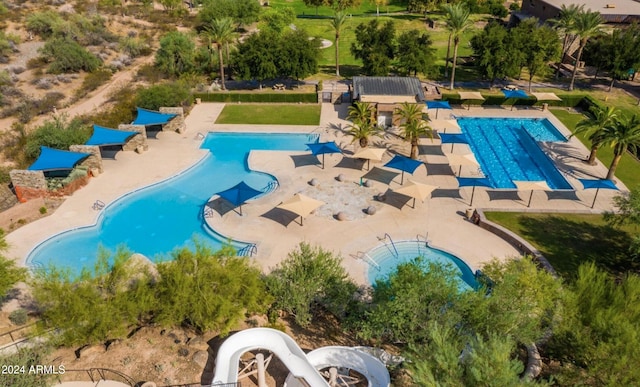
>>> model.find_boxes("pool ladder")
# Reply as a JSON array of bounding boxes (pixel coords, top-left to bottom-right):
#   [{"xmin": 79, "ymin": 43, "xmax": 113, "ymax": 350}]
[
  {"xmin": 351, "ymin": 251, "xmax": 380, "ymax": 271},
  {"xmin": 416, "ymin": 233, "xmax": 429, "ymax": 256},
  {"xmin": 237, "ymin": 243, "xmax": 258, "ymax": 257},
  {"xmin": 378, "ymin": 233, "xmax": 399, "ymax": 258}
]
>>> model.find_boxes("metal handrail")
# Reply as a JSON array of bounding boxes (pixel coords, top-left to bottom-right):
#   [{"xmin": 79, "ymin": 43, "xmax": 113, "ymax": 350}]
[
  {"xmin": 237, "ymin": 243, "xmax": 257, "ymax": 257},
  {"xmin": 0, "ymin": 322, "xmax": 39, "ymax": 352},
  {"xmin": 60, "ymin": 368, "xmax": 137, "ymax": 387},
  {"xmin": 416, "ymin": 233, "xmax": 429, "ymax": 245},
  {"xmin": 262, "ymin": 180, "xmax": 279, "ymax": 194},
  {"xmin": 351, "ymin": 251, "xmax": 380, "ymax": 271},
  {"xmin": 378, "ymin": 233, "xmax": 398, "ymax": 258}
]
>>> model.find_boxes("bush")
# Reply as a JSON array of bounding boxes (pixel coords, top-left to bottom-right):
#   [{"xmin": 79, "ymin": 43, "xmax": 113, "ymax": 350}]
[
  {"xmin": 88, "ymin": 85, "xmax": 138, "ymax": 128},
  {"xmin": 441, "ymin": 93, "xmax": 590, "ymax": 108},
  {"xmin": 39, "ymin": 206, "xmax": 47, "ymax": 214},
  {"xmin": 26, "ymin": 11, "xmax": 63, "ymax": 39},
  {"xmin": 265, "ymin": 243, "xmax": 358, "ymax": 327},
  {"xmin": 74, "ymin": 68, "xmax": 113, "ymax": 99},
  {"xmin": 9, "ymin": 308, "xmax": 28, "ymax": 325},
  {"xmin": 39, "ymin": 38, "xmax": 101, "ymax": 74},
  {"xmin": 24, "ymin": 114, "xmax": 92, "ymax": 162},
  {"xmin": 0, "ymin": 346, "xmax": 55, "ymax": 387},
  {"xmin": 118, "ymin": 36, "xmax": 151, "ymax": 58},
  {"xmin": 194, "ymin": 92, "xmax": 318, "ymax": 103},
  {"xmin": 0, "ymin": 230, "xmax": 27, "ymax": 299},
  {"xmin": 135, "ymin": 82, "xmax": 191, "ymax": 110}
]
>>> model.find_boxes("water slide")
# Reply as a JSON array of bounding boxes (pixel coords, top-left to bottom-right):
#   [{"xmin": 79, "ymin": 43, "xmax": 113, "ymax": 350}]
[{"xmin": 211, "ymin": 328, "xmax": 390, "ymax": 387}]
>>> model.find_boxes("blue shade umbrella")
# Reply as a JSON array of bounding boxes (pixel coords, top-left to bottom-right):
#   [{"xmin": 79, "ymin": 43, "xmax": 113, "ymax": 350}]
[
  {"xmin": 425, "ymin": 100, "xmax": 452, "ymax": 119},
  {"xmin": 384, "ymin": 155, "xmax": 423, "ymax": 185},
  {"xmin": 502, "ymin": 89, "xmax": 529, "ymax": 111},
  {"xmin": 440, "ymin": 133, "xmax": 469, "ymax": 153},
  {"xmin": 579, "ymin": 179, "xmax": 619, "ymax": 208},
  {"xmin": 306, "ymin": 141, "xmax": 342, "ymax": 169},
  {"xmin": 132, "ymin": 107, "xmax": 177, "ymax": 126},
  {"xmin": 86, "ymin": 125, "xmax": 138, "ymax": 146},
  {"xmin": 457, "ymin": 177, "xmax": 494, "ymax": 206},
  {"xmin": 216, "ymin": 181, "xmax": 263, "ymax": 216},
  {"xmin": 28, "ymin": 146, "xmax": 91, "ymax": 172}
]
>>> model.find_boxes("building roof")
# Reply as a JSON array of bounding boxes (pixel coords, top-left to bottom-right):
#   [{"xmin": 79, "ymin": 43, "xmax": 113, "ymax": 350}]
[
  {"xmin": 542, "ymin": 0, "xmax": 640, "ymax": 22},
  {"xmin": 352, "ymin": 76, "xmax": 425, "ymax": 101}
]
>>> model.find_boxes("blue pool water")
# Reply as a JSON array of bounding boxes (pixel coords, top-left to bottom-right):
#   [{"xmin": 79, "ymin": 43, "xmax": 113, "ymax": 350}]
[
  {"xmin": 457, "ymin": 117, "xmax": 571, "ymax": 189},
  {"xmin": 367, "ymin": 240, "xmax": 479, "ymax": 291},
  {"xmin": 27, "ymin": 132, "xmax": 317, "ymax": 272}
]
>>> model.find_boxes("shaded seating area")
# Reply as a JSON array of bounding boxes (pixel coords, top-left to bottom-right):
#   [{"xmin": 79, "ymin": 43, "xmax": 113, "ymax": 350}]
[
  {"xmin": 212, "ymin": 181, "xmax": 264, "ymax": 216},
  {"xmin": 384, "ymin": 155, "xmax": 423, "ymax": 185},
  {"xmin": 306, "ymin": 141, "xmax": 342, "ymax": 169},
  {"xmin": 85, "ymin": 125, "xmax": 139, "ymax": 158},
  {"xmin": 424, "ymin": 100, "xmax": 452, "ymax": 119},
  {"xmin": 458, "ymin": 91, "xmax": 485, "ymax": 110},
  {"xmin": 28, "ymin": 146, "xmax": 91, "ymax": 174},
  {"xmin": 132, "ymin": 107, "xmax": 185, "ymax": 135}
]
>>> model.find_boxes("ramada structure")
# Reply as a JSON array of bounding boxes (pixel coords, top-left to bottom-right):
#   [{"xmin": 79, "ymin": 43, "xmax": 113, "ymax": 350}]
[{"xmin": 520, "ymin": 0, "xmax": 640, "ymax": 23}]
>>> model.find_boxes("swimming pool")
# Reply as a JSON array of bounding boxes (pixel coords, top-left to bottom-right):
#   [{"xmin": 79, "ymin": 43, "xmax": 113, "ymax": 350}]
[
  {"xmin": 366, "ymin": 240, "xmax": 479, "ymax": 291},
  {"xmin": 457, "ymin": 117, "xmax": 572, "ymax": 189},
  {"xmin": 26, "ymin": 132, "xmax": 318, "ymax": 272}
]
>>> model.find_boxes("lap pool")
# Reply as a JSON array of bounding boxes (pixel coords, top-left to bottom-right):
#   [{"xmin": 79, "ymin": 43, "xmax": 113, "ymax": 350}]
[
  {"xmin": 26, "ymin": 132, "xmax": 317, "ymax": 273},
  {"xmin": 457, "ymin": 117, "xmax": 572, "ymax": 189}
]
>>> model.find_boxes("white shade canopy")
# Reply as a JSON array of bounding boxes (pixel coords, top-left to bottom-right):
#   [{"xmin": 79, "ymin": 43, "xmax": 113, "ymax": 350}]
[
  {"xmin": 458, "ymin": 91, "xmax": 485, "ymax": 101},
  {"xmin": 531, "ymin": 92, "xmax": 562, "ymax": 101},
  {"xmin": 393, "ymin": 180, "xmax": 438, "ymax": 203},
  {"xmin": 513, "ymin": 180, "xmax": 550, "ymax": 191},
  {"xmin": 446, "ymin": 153, "xmax": 479, "ymax": 167},
  {"xmin": 353, "ymin": 147, "xmax": 387, "ymax": 161},
  {"xmin": 278, "ymin": 193, "xmax": 325, "ymax": 218},
  {"xmin": 429, "ymin": 119, "xmax": 461, "ymax": 133}
]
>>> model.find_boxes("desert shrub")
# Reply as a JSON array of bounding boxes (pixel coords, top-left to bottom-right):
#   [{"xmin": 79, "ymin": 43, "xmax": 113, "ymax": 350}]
[
  {"xmin": 24, "ymin": 114, "xmax": 92, "ymax": 162},
  {"xmin": 0, "ymin": 345, "xmax": 55, "ymax": 387},
  {"xmin": 135, "ymin": 63, "xmax": 165, "ymax": 83},
  {"xmin": 0, "ymin": 166, "xmax": 11, "ymax": 184},
  {"xmin": 264, "ymin": 242, "xmax": 358, "ymax": 327},
  {"xmin": 33, "ymin": 78, "xmax": 53, "ymax": 90},
  {"xmin": 0, "ymin": 69, "xmax": 10, "ymax": 85},
  {"xmin": 119, "ymin": 35, "xmax": 151, "ymax": 58},
  {"xmin": 0, "ymin": 230, "xmax": 27, "ymax": 299},
  {"xmin": 154, "ymin": 31, "xmax": 195, "ymax": 78},
  {"xmin": 26, "ymin": 56, "xmax": 47, "ymax": 70},
  {"xmin": 39, "ymin": 206, "xmax": 47, "ymax": 214},
  {"xmin": 88, "ymin": 85, "xmax": 138, "ymax": 128},
  {"xmin": 155, "ymin": 244, "xmax": 269, "ymax": 334},
  {"xmin": 39, "ymin": 38, "xmax": 101, "ymax": 74},
  {"xmin": 135, "ymin": 81, "xmax": 191, "ymax": 110},
  {"xmin": 74, "ymin": 68, "xmax": 112, "ymax": 99},
  {"xmin": 26, "ymin": 11, "xmax": 63, "ymax": 38},
  {"xmin": 9, "ymin": 308, "xmax": 28, "ymax": 325}
]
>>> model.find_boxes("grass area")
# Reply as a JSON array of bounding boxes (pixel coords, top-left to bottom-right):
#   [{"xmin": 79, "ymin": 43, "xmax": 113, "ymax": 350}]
[
  {"xmin": 215, "ymin": 104, "xmax": 321, "ymax": 125},
  {"xmin": 551, "ymin": 109, "xmax": 640, "ymax": 188},
  {"xmin": 484, "ymin": 212, "xmax": 639, "ymax": 280}
]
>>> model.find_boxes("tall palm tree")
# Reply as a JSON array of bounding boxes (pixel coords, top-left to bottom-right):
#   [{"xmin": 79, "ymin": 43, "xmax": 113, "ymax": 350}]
[
  {"xmin": 348, "ymin": 101, "xmax": 375, "ymax": 126},
  {"xmin": 202, "ymin": 17, "xmax": 235, "ymax": 90},
  {"xmin": 550, "ymin": 4, "xmax": 583, "ymax": 79},
  {"xmin": 396, "ymin": 102, "xmax": 433, "ymax": 159},
  {"xmin": 568, "ymin": 10, "xmax": 603, "ymax": 91},
  {"xmin": 573, "ymin": 106, "xmax": 618, "ymax": 165},
  {"xmin": 602, "ymin": 114, "xmax": 640, "ymax": 180},
  {"xmin": 330, "ymin": 11, "xmax": 348, "ymax": 77},
  {"xmin": 442, "ymin": 3, "xmax": 473, "ymax": 90},
  {"xmin": 347, "ymin": 120, "xmax": 382, "ymax": 148}
]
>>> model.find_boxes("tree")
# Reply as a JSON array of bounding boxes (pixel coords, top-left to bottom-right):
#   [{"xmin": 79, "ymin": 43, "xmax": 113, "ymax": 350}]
[
  {"xmin": 573, "ymin": 105, "xmax": 618, "ymax": 165},
  {"xmin": 347, "ymin": 119, "xmax": 381, "ymax": 148},
  {"xmin": 303, "ymin": 0, "xmax": 328, "ymax": 16},
  {"xmin": 328, "ymin": 0, "xmax": 363, "ymax": 10},
  {"xmin": 155, "ymin": 31, "xmax": 196, "ymax": 78},
  {"xmin": 605, "ymin": 187, "xmax": 640, "ymax": 259},
  {"xmin": 371, "ymin": 0, "xmax": 388, "ymax": 16},
  {"xmin": 233, "ymin": 30, "xmax": 278, "ymax": 88},
  {"xmin": 442, "ymin": 3, "xmax": 473, "ymax": 90},
  {"xmin": 135, "ymin": 82, "xmax": 191, "ymax": 111},
  {"xmin": 265, "ymin": 243, "xmax": 357, "ymax": 327},
  {"xmin": 470, "ymin": 22, "xmax": 514, "ymax": 86},
  {"xmin": 201, "ymin": 17, "xmax": 235, "ymax": 90},
  {"xmin": 259, "ymin": 7, "xmax": 296, "ymax": 34},
  {"xmin": 39, "ymin": 37, "xmax": 101, "ymax": 74},
  {"xmin": 601, "ymin": 114, "xmax": 640, "ymax": 180},
  {"xmin": 396, "ymin": 30, "xmax": 436, "ymax": 77},
  {"xmin": 396, "ymin": 102, "xmax": 432, "ymax": 159},
  {"xmin": 24, "ymin": 114, "xmax": 92, "ymax": 161},
  {"xmin": 347, "ymin": 101, "xmax": 375, "ymax": 126},
  {"xmin": 0, "ymin": 230, "xmax": 27, "ymax": 299},
  {"xmin": 568, "ymin": 10, "xmax": 603, "ymax": 91},
  {"xmin": 351, "ymin": 19, "xmax": 396, "ymax": 76},
  {"xmin": 330, "ymin": 11, "xmax": 348, "ymax": 77},
  {"xmin": 198, "ymin": 0, "xmax": 260, "ymax": 29},
  {"xmin": 512, "ymin": 19, "xmax": 560, "ymax": 91},
  {"xmin": 550, "ymin": 4, "xmax": 583, "ymax": 79},
  {"xmin": 278, "ymin": 29, "xmax": 320, "ymax": 81}
]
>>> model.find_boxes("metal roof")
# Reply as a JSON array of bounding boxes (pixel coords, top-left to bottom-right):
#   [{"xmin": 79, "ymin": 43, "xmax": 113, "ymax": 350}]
[
  {"xmin": 543, "ymin": 0, "xmax": 640, "ymax": 21},
  {"xmin": 352, "ymin": 76, "xmax": 425, "ymax": 101}
]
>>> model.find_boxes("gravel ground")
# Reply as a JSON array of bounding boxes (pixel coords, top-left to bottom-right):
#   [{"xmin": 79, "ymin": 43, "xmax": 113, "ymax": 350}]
[{"xmin": 0, "ymin": 41, "xmax": 44, "ymax": 71}]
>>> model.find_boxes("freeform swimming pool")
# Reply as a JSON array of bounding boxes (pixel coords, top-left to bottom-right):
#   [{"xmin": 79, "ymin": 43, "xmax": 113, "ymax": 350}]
[
  {"xmin": 26, "ymin": 132, "xmax": 318, "ymax": 272},
  {"xmin": 366, "ymin": 240, "xmax": 479, "ymax": 291},
  {"xmin": 458, "ymin": 117, "xmax": 572, "ymax": 189}
]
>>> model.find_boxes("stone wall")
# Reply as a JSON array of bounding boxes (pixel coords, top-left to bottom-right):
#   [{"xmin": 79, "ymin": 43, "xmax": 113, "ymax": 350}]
[
  {"xmin": 159, "ymin": 107, "xmax": 186, "ymax": 133},
  {"xmin": 0, "ymin": 185, "xmax": 18, "ymax": 212},
  {"xmin": 118, "ymin": 124, "xmax": 148, "ymax": 151},
  {"xmin": 69, "ymin": 144, "xmax": 103, "ymax": 174},
  {"xmin": 10, "ymin": 170, "xmax": 46, "ymax": 203}
]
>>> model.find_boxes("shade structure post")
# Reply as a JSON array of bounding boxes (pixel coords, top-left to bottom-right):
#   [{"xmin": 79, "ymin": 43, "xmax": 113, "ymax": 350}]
[
  {"xmin": 458, "ymin": 165, "xmax": 462, "ymax": 176},
  {"xmin": 322, "ymin": 154, "xmax": 325, "ymax": 169},
  {"xmin": 451, "ymin": 143, "xmax": 455, "ymax": 153},
  {"xmin": 400, "ymin": 171, "xmax": 405, "ymax": 185},
  {"xmin": 435, "ymin": 108, "xmax": 439, "ymax": 119},
  {"xmin": 527, "ymin": 189, "xmax": 534, "ymax": 207},
  {"xmin": 591, "ymin": 187, "xmax": 600, "ymax": 209},
  {"xmin": 367, "ymin": 159, "xmax": 371, "ymax": 170},
  {"xmin": 412, "ymin": 197, "xmax": 416, "ymax": 209},
  {"xmin": 470, "ymin": 185, "xmax": 476, "ymax": 206},
  {"xmin": 239, "ymin": 204, "xmax": 243, "ymax": 216}
]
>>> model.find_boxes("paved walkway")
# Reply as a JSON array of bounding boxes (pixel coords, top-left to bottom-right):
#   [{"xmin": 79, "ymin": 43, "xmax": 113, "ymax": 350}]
[{"xmin": 5, "ymin": 102, "xmax": 623, "ymax": 285}]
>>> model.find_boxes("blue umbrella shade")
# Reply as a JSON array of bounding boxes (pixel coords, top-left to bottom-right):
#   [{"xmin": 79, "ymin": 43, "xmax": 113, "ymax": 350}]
[
  {"xmin": 28, "ymin": 146, "xmax": 91, "ymax": 172},
  {"xmin": 384, "ymin": 155, "xmax": 423, "ymax": 184},
  {"xmin": 216, "ymin": 181, "xmax": 264, "ymax": 216},
  {"xmin": 132, "ymin": 107, "xmax": 177, "ymax": 126},
  {"xmin": 501, "ymin": 89, "xmax": 529, "ymax": 99},
  {"xmin": 440, "ymin": 133, "xmax": 470, "ymax": 152},
  {"xmin": 457, "ymin": 177, "xmax": 494, "ymax": 206},
  {"xmin": 579, "ymin": 179, "xmax": 619, "ymax": 208},
  {"xmin": 86, "ymin": 125, "xmax": 138, "ymax": 146},
  {"xmin": 425, "ymin": 100, "xmax": 452, "ymax": 119},
  {"xmin": 306, "ymin": 141, "xmax": 342, "ymax": 169}
]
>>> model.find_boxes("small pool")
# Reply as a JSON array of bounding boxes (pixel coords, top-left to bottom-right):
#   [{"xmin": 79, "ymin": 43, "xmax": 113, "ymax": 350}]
[
  {"xmin": 458, "ymin": 117, "xmax": 571, "ymax": 189},
  {"xmin": 366, "ymin": 240, "xmax": 479, "ymax": 291},
  {"xmin": 26, "ymin": 132, "xmax": 318, "ymax": 273}
]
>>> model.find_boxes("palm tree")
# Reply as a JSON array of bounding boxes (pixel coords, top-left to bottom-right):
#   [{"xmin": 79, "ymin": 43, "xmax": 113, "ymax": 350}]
[
  {"xmin": 347, "ymin": 120, "xmax": 382, "ymax": 148},
  {"xmin": 550, "ymin": 4, "xmax": 583, "ymax": 79},
  {"xmin": 601, "ymin": 114, "xmax": 640, "ymax": 180},
  {"xmin": 202, "ymin": 17, "xmax": 235, "ymax": 90},
  {"xmin": 396, "ymin": 102, "xmax": 433, "ymax": 159},
  {"xmin": 573, "ymin": 106, "xmax": 618, "ymax": 165},
  {"xmin": 330, "ymin": 11, "xmax": 348, "ymax": 77},
  {"xmin": 442, "ymin": 3, "xmax": 473, "ymax": 90},
  {"xmin": 348, "ymin": 101, "xmax": 375, "ymax": 126},
  {"xmin": 568, "ymin": 10, "xmax": 603, "ymax": 91}
]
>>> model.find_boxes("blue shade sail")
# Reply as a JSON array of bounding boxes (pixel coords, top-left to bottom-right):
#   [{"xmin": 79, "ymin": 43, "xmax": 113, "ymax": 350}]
[
  {"xmin": 579, "ymin": 179, "xmax": 618, "ymax": 190},
  {"xmin": 28, "ymin": 146, "xmax": 91, "ymax": 172},
  {"xmin": 216, "ymin": 181, "xmax": 263, "ymax": 206},
  {"xmin": 502, "ymin": 89, "xmax": 529, "ymax": 99},
  {"xmin": 132, "ymin": 107, "xmax": 177, "ymax": 125},
  {"xmin": 440, "ymin": 133, "xmax": 470, "ymax": 144},
  {"xmin": 86, "ymin": 125, "xmax": 138, "ymax": 146},
  {"xmin": 425, "ymin": 101, "xmax": 452, "ymax": 109},
  {"xmin": 456, "ymin": 177, "xmax": 494, "ymax": 188},
  {"xmin": 384, "ymin": 155, "xmax": 423, "ymax": 173},
  {"xmin": 306, "ymin": 141, "xmax": 342, "ymax": 155}
]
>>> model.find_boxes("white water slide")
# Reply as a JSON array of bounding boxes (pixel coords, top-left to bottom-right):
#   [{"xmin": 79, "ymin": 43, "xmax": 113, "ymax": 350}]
[{"xmin": 211, "ymin": 328, "xmax": 390, "ymax": 387}]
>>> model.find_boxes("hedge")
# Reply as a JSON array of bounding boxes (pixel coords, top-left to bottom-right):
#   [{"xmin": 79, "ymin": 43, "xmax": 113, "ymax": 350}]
[
  {"xmin": 441, "ymin": 92, "xmax": 590, "ymax": 108},
  {"xmin": 194, "ymin": 92, "xmax": 318, "ymax": 103}
]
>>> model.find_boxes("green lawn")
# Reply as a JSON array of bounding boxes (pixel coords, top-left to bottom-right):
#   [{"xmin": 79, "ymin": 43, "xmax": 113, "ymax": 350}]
[
  {"xmin": 215, "ymin": 104, "xmax": 321, "ymax": 125},
  {"xmin": 484, "ymin": 212, "xmax": 639, "ymax": 280},
  {"xmin": 551, "ymin": 109, "xmax": 640, "ymax": 188}
]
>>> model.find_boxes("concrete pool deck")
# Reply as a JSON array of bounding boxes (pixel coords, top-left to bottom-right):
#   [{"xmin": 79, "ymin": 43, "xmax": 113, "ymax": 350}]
[{"xmin": 6, "ymin": 102, "xmax": 625, "ymax": 284}]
